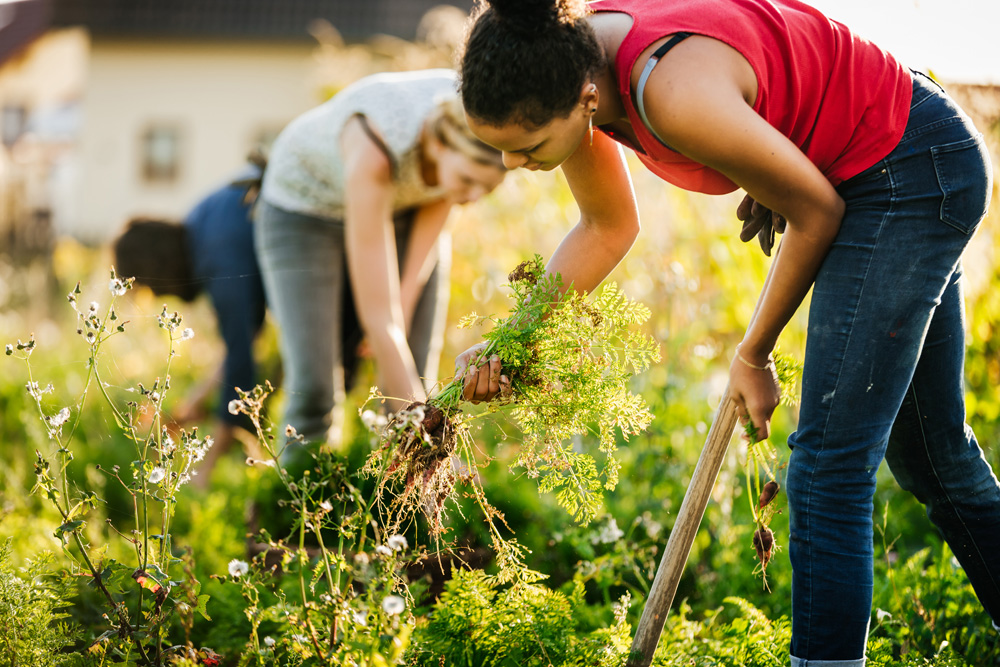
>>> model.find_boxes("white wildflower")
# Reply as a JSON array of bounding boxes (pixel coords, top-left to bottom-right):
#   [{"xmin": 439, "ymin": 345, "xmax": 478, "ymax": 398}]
[
  {"xmin": 381, "ymin": 595, "xmax": 405, "ymax": 615},
  {"xmin": 180, "ymin": 328, "xmax": 195, "ymax": 341},
  {"xmin": 228, "ymin": 400, "xmax": 242, "ymax": 415},
  {"xmin": 387, "ymin": 535, "xmax": 408, "ymax": 551},
  {"xmin": 263, "ymin": 636, "xmax": 275, "ymax": 647},
  {"xmin": 353, "ymin": 553, "xmax": 370, "ymax": 566},
  {"xmin": 375, "ymin": 544, "xmax": 392, "ymax": 557},
  {"xmin": 148, "ymin": 392, "xmax": 160, "ymax": 403},
  {"xmin": 49, "ymin": 407, "xmax": 71, "ymax": 427},
  {"xmin": 88, "ymin": 301, "xmax": 100, "ymax": 313},
  {"xmin": 147, "ymin": 467, "xmax": 166, "ymax": 484},
  {"xmin": 4, "ymin": 344, "xmax": 12, "ymax": 356},
  {"xmin": 593, "ymin": 517, "xmax": 624, "ymax": 545},
  {"xmin": 352, "ymin": 611, "xmax": 367, "ymax": 626},
  {"xmin": 876, "ymin": 608, "xmax": 892, "ymax": 623},
  {"xmin": 109, "ymin": 278, "xmax": 127, "ymax": 296},
  {"xmin": 228, "ymin": 559, "xmax": 249, "ymax": 578},
  {"xmin": 319, "ymin": 500, "xmax": 333, "ymax": 512},
  {"xmin": 361, "ymin": 409, "xmax": 388, "ymax": 432},
  {"xmin": 86, "ymin": 332, "xmax": 96, "ymax": 344},
  {"xmin": 291, "ymin": 634, "xmax": 308, "ymax": 644}
]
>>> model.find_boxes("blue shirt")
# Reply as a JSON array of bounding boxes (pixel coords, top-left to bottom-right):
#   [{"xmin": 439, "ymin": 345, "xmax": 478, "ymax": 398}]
[{"xmin": 184, "ymin": 173, "xmax": 266, "ymax": 425}]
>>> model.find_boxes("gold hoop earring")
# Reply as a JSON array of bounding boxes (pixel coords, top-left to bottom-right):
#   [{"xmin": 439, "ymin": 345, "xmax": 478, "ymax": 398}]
[{"xmin": 588, "ymin": 114, "xmax": 594, "ymax": 146}]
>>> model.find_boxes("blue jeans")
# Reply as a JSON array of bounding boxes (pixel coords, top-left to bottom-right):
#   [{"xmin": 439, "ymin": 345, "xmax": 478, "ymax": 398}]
[
  {"xmin": 786, "ymin": 72, "xmax": 997, "ymax": 666},
  {"xmin": 253, "ymin": 200, "xmax": 450, "ymax": 450}
]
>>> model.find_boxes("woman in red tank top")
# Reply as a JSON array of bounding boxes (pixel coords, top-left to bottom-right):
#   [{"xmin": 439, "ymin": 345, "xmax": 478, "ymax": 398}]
[{"xmin": 455, "ymin": 0, "xmax": 999, "ymax": 664}]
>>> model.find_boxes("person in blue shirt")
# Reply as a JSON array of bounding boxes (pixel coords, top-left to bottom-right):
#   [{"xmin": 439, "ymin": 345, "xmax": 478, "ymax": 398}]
[{"xmin": 113, "ymin": 163, "xmax": 267, "ymax": 486}]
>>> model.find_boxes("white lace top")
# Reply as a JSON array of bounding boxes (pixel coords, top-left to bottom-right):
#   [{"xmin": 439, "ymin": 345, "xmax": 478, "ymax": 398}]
[{"xmin": 260, "ymin": 69, "xmax": 456, "ymax": 220}]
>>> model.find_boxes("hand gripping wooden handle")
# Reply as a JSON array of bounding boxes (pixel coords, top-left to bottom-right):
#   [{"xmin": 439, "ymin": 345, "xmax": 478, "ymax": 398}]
[{"xmin": 627, "ymin": 385, "xmax": 740, "ymax": 666}]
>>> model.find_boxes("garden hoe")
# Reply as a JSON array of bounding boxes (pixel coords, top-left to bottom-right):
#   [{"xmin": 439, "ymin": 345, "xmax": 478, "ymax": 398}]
[{"xmin": 627, "ymin": 384, "xmax": 740, "ymax": 667}]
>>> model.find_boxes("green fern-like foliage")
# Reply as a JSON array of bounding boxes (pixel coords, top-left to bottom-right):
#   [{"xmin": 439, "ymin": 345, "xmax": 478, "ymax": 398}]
[
  {"xmin": 650, "ymin": 596, "xmax": 791, "ymax": 667},
  {"xmin": 407, "ymin": 568, "xmax": 631, "ymax": 667},
  {"xmin": 0, "ymin": 539, "xmax": 80, "ymax": 667},
  {"xmin": 473, "ymin": 255, "xmax": 661, "ymax": 523}
]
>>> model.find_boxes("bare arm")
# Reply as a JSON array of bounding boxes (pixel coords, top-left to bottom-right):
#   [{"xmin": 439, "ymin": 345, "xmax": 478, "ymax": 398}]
[
  {"xmin": 642, "ymin": 35, "xmax": 845, "ymax": 437},
  {"xmin": 399, "ymin": 199, "xmax": 452, "ymax": 330},
  {"xmin": 341, "ymin": 116, "xmax": 431, "ymax": 410},
  {"xmin": 460, "ymin": 129, "xmax": 640, "ymax": 401},
  {"xmin": 546, "ymin": 129, "xmax": 641, "ymax": 294}
]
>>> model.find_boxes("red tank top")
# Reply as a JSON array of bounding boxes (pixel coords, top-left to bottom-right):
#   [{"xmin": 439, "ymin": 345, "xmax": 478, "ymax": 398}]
[{"xmin": 591, "ymin": 0, "xmax": 913, "ymax": 194}]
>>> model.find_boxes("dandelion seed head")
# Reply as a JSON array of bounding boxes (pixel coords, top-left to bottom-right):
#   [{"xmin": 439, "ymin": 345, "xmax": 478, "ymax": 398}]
[
  {"xmin": 49, "ymin": 407, "xmax": 71, "ymax": 427},
  {"xmin": 263, "ymin": 636, "xmax": 275, "ymax": 647},
  {"xmin": 360, "ymin": 409, "xmax": 385, "ymax": 432},
  {"xmin": 387, "ymin": 535, "xmax": 408, "ymax": 551},
  {"xmin": 109, "ymin": 278, "xmax": 127, "ymax": 296},
  {"xmin": 180, "ymin": 328, "xmax": 195, "ymax": 341},
  {"xmin": 228, "ymin": 559, "xmax": 249, "ymax": 578},
  {"xmin": 381, "ymin": 595, "xmax": 405, "ymax": 615},
  {"xmin": 375, "ymin": 544, "xmax": 392, "ymax": 557},
  {"xmin": 147, "ymin": 467, "xmax": 166, "ymax": 484}
]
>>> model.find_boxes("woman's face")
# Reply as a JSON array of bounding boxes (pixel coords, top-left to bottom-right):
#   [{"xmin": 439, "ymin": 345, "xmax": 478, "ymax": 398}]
[
  {"xmin": 435, "ymin": 149, "xmax": 507, "ymax": 204},
  {"xmin": 466, "ymin": 106, "xmax": 590, "ymax": 172}
]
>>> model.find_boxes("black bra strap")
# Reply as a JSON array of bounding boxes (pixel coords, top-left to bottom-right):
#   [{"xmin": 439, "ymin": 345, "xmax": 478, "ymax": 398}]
[{"xmin": 636, "ymin": 32, "xmax": 693, "ymax": 149}]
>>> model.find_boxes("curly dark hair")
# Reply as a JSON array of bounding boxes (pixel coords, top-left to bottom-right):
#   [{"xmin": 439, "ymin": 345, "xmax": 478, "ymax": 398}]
[
  {"xmin": 113, "ymin": 218, "xmax": 200, "ymax": 302},
  {"xmin": 459, "ymin": 0, "xmax": 605, "ymax": 128}
]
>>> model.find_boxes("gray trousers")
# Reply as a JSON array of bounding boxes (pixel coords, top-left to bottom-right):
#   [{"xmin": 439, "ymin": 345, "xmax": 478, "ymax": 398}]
[{"xmin": 253, "ymin": 199, "xmax": 449, "ymax": 446}]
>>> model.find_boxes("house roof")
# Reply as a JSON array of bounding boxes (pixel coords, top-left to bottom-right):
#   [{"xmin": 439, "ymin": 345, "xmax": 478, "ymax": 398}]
[
  {"xmin": 1, "ymin": 0, "xmax": 52, "ymax": 64},
  {"xmin": 49, "ymin": 0, "xmax": 476, "ymax": 42}
]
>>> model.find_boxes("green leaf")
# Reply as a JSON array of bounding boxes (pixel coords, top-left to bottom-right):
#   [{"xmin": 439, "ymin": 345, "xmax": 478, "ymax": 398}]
[
  {"xmin": 195, "ymin": 594, "xmax": 211, "ymax": 621},
  {"xmin": 54, "ymin": 520, "xmax": 85, "ymax": 540}
]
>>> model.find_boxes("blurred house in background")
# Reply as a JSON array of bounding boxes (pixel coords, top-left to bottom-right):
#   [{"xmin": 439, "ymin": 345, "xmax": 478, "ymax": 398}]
[
  {"xmin": 0, "ymin": 0, "xmax": 473, "ymax": 248},
  {"xmin": 0, "ymin": 0, "xmax": 66, "ymax": 260}
]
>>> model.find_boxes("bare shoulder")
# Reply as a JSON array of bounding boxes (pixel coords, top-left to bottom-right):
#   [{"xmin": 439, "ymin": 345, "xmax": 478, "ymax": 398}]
[
  {"xmin": 341, "ymin": 115, "xmax": 393, "ymax": 183},
  {"xmin": 630, "ymin": 34, "xmax": 758, "ymax": 109}
]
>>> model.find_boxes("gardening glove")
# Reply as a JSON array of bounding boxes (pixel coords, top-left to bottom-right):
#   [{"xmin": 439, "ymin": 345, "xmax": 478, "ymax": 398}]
[{"xmin": 737, "ymin": 194, "xmax": 786, "ymax": 257}]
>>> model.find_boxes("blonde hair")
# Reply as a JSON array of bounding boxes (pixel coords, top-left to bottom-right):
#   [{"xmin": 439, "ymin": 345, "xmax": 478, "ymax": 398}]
[{"xmin": 426, "ymin": 96, "xmax": 506, "ymax": 169}]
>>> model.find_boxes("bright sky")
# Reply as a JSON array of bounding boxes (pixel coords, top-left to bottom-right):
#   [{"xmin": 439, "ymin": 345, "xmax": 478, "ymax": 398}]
[{"xmin": 806, "ymin": 0, "xmax": 1000, "ymax": 84}]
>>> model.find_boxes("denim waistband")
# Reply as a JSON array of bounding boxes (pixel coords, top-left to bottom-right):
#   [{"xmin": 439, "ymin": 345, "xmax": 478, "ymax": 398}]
[{"xmin": 899, "ymin": 70, "xmax": 974, "ymax": 142}]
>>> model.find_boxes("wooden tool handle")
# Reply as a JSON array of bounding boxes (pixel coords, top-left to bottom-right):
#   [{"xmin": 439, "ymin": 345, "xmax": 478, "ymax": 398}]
[{"xmin": 627, "ymin": 385, "xmax": 740, "ymax": 666}]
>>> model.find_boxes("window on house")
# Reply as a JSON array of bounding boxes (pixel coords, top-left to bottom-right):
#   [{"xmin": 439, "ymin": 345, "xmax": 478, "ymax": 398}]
[
  {"xmin": 141, "ymin": 125, "xmax": 181, "ymax": 182},
  {"xmin": 2, "ymin": 105, "xmax": 27, "ymax": 148}
]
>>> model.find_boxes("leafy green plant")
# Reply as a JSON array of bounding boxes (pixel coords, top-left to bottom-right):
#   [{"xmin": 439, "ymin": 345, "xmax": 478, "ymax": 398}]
[
  {"xmin": 0, "ymin": 538, "xmax": 80, "ymax": 666},
  {"xmin": 7, "ymin": 271, "xmax": 214, "ymax": 664},
  {"xmin": 407, "ymin": 567, "xmax": 632, "ymax": 667},
  {"xmin": 225, "ymin": 384, "xmax": 417, "ymax": 667},
  {"xmin": 363, "ymin": 256, "xmax": 660, "ymax": 578}
]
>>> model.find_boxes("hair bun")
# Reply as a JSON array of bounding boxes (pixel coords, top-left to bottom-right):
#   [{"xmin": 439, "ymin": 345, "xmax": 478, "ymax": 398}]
[{"xmin": 484, "ymin": 0, "xmax": 586, "ymax": 35}]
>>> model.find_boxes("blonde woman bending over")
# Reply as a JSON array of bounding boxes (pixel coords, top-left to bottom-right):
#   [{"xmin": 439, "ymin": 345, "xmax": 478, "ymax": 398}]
[{"xmin": 256, "ymin": 69, "xmax": 507, "ymax": 464}]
